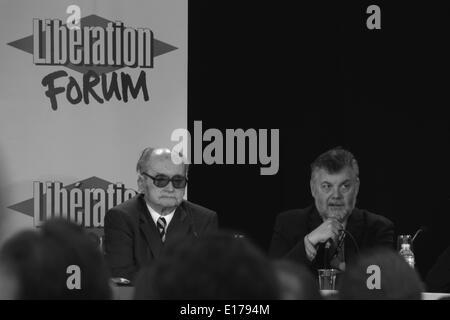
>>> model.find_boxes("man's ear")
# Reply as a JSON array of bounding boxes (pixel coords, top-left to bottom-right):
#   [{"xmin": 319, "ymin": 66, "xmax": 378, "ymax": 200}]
[
  {"xmin": 310, "ymin": 178, "xmax": 316, "ymax": 197},
  {"xmin": 355, "ymin": 177, "xmax": 360, "ymax": 195},
  {"xmin": 137, "ymin": 175, "xmax": 144, "ymax": 193}
]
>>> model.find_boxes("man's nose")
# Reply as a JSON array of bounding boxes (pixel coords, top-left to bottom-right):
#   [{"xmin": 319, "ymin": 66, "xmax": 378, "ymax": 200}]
[
  {"xmin": 164, "ymin": 181, "xmax": 175, "ymax": 192},
  {"xmin": 331, "ymin": 186, "xmax": 343, "ymax": 199}
]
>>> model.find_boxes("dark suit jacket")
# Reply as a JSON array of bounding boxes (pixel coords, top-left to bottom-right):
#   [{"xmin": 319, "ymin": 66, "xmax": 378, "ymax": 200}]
[
  {"xmin": 104, "ymin": 194, "xmax": 218, "ymax": 281},
  {"xmin": 426, "ymin": 245, "xmax": 450, "ymax": 293},
  {"xmin": 269, "ymin": 205, "xmax": 394, "ymax": 270}
]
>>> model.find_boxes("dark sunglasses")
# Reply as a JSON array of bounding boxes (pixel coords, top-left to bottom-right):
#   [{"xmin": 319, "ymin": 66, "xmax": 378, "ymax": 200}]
[{"xmin": 142, "ymin": 172, "xmax": 188, "ymax": 189}]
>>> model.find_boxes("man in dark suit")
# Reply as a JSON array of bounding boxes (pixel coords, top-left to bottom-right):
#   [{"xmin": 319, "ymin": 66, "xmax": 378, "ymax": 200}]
[
  {"xmin": 104, "ymin": 147, "xmax": 218, "ymax": 282},
  {"xmin": 269, "ymin": 147, "xmax": 394, "ymax": 272},
  {"xmin": 425, "ymin": 245, "xmax": 450, "ymax": 293}
]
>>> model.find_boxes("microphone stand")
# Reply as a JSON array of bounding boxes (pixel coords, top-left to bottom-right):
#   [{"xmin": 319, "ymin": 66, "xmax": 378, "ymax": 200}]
[{"xmin": 411, "ymin": 228, "xmax": 424, "ymax": 244}]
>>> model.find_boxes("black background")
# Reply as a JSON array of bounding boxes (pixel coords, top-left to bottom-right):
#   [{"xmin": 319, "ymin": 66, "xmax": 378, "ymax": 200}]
[{"xmin": 187, "ymin": 1, "xmax": 450, "ymax": 280}]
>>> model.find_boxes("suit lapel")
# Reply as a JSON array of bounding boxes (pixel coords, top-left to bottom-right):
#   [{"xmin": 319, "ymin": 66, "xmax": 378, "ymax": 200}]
[
  {"xmin": 345, "ymin": 208, "xmax": 364, "ymax": 262},
  {"xmin": 138, "ymin": 197, "xmax": 164, "ymax": 259},
  {"xmin": 165, "ymin": 202, "xmax": 190, "ymax": 246}
]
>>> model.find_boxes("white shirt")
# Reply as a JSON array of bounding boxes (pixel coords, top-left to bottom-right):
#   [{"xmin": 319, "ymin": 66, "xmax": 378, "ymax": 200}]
[{"xmin": 146, "ymin": 203, "xmax": 175, "ymax": 231}]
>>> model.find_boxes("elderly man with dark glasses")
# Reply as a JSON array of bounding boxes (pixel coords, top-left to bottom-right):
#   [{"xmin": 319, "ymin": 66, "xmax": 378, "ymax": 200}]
[{"xmin": 104, "ymin": 147, "xmax": 218, "ymax": 282}]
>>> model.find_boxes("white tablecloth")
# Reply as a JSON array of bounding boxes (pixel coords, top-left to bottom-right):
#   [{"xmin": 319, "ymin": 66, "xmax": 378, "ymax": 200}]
[{"xmin": 320, "ymin": 290, "xmax": 450, "ymax": 300}]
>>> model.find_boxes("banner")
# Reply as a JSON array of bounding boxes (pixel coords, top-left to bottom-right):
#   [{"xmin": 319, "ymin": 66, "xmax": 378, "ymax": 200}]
[{"xmin": 0, "ymin": 0, "xmax": 187, "ymax": 243}]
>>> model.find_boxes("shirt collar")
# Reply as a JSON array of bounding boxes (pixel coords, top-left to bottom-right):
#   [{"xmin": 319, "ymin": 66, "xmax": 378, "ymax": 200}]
[{"xmin": 146, "ymin": 202, "xmax": 175, "ymax": 227}]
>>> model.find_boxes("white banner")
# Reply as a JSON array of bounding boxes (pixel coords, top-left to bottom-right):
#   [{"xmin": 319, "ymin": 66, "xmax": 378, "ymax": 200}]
[{"xmin": 0, "ymin": 0, "xmax": 187, "ymax": 242}]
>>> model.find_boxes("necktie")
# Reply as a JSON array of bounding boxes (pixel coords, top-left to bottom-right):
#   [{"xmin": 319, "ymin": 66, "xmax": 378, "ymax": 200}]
[
  {"xmin": 330, "ymin": 233, "xmax": 346, "ymax": 271},
  {"xmin": 157, "ymin": 217, "xmax": 166, "ymax": 242}
]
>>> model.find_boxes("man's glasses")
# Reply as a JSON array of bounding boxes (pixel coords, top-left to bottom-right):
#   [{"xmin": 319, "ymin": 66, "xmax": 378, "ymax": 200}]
[{"xmin": 141, "ymin": 172, "xmax": 188, "ymax": 189}]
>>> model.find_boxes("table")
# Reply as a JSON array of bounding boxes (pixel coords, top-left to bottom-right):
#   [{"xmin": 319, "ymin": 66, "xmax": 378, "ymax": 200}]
[
  {"xmin": 421, "ymin": 292, "xmax": 450, "ymax": 300},
  {"xmin": 111, "ymin": 287, "xmax": 450, "ymax": 300},
  {"xmin": 320, "ymin": 290, "xmax": 450, "ymax": 300}
]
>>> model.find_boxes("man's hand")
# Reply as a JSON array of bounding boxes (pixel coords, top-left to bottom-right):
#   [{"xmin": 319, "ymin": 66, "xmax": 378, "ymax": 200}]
[{"xmin": 307, "ymin": 218, "xmax": 344, "ymax": 247}]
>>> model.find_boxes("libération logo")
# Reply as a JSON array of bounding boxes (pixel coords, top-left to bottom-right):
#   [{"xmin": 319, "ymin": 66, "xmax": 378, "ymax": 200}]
[
  {"xmin": 8, "ymin": 176, "xmax": 137, "ymax": 227},
  {"xmin": 7, "ymin": 6, "xmax": 177, "ymax": 110}
]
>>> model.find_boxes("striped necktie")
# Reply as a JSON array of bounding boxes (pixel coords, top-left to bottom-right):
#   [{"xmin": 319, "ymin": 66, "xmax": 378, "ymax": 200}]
[
  {"xmin": 330, "ymin": 232, "xmax": 346, "ymax": 271},
  {"xmin": 157, "ymin": 217, "xmax": 167, "ymax": 242}
]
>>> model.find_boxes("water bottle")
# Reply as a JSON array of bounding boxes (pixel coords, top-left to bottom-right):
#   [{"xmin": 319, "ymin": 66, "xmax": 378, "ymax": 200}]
[{"xmin": 399, "ymin": 243, "xmax": 415, "ymax": 268}]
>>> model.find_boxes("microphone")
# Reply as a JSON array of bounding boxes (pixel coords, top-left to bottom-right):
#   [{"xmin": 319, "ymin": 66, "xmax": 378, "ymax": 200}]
[
  {"xmin": 412, "ymin": 225, "xmax": 428, "ymax": 244},
  {"xmin": 328, "ymin": 231, "xmax": 346, "ymax": 261},
  {"xmin": 324, "ymin": 230, "xmax": 359, "ymax": 267},
  {"xmin": 332, "ymin": 231, "xmax": 346, "ymax": 255},
  {"xmin": 323, "ymin": 234, "xmax": 340, "ymax": 268},
  {"xmin": 324, "ymin": 230, "xmax": 345, "ymax": 249},
  {"xmin": 323, "ymin": 240, "xmax": 331, "ymax": 269}
]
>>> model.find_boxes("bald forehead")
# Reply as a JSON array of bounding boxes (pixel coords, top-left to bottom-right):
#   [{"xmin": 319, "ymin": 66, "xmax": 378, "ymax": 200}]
[
  {"xmin": 149, "ymin": 148, "xmax": 173, "ymax": 162},
  {"xmin": 145, "ymin": 149, "xmax": 186, "ymax": 175}
]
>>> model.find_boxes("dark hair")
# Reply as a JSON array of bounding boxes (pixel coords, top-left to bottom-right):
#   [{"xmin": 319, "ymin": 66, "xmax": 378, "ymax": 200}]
[
  {"xmin": 338, "ymin": 248, "xmax": 424, "ymax": 300},
  {"xmin": 272, "ymin": 259, "xmax": 323, "ymax": 300},
  {"xmin": 134, "ymin": 231, "xmax": 279, "ymax": 299},
  {"xmin": 311, "ymin": 147, "xmax": 359, "ymax": 178},
  {"xmin": 0, "ymin": 219, "xmax": 112, "ymax": 299}
]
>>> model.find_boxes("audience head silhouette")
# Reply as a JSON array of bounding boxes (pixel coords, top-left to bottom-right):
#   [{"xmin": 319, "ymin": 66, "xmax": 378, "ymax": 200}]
[
  {"xmin": 0, "ymin": 219, "xmax": 112, "ymax": 299},
  {"xmin": 338, "ymin": 248, "xmax": 424, "ymax": 300},
  {"xmin": 134, "ymin": 231, "xmax": 279, "ymax": 299},
  {"xmin": 272, "ymin": 259, "xmax": 323, "ymax": 299}
]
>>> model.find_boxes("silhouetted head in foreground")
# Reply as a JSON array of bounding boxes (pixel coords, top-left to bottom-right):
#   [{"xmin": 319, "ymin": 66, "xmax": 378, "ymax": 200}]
[
  {"xmin": 338, "ymin": 248, "xmax": 424, "ymax": 300},
  {"xmin": 272, "ymin": 259, "xmax": 323, "ymax": 300},
  {"xmin": 134, "ymin": 231, "xmax": 279, "ymax": 299},
  {"xmin": 0, "ymin": 219, "xmax": 112, "ymax": 299}
]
